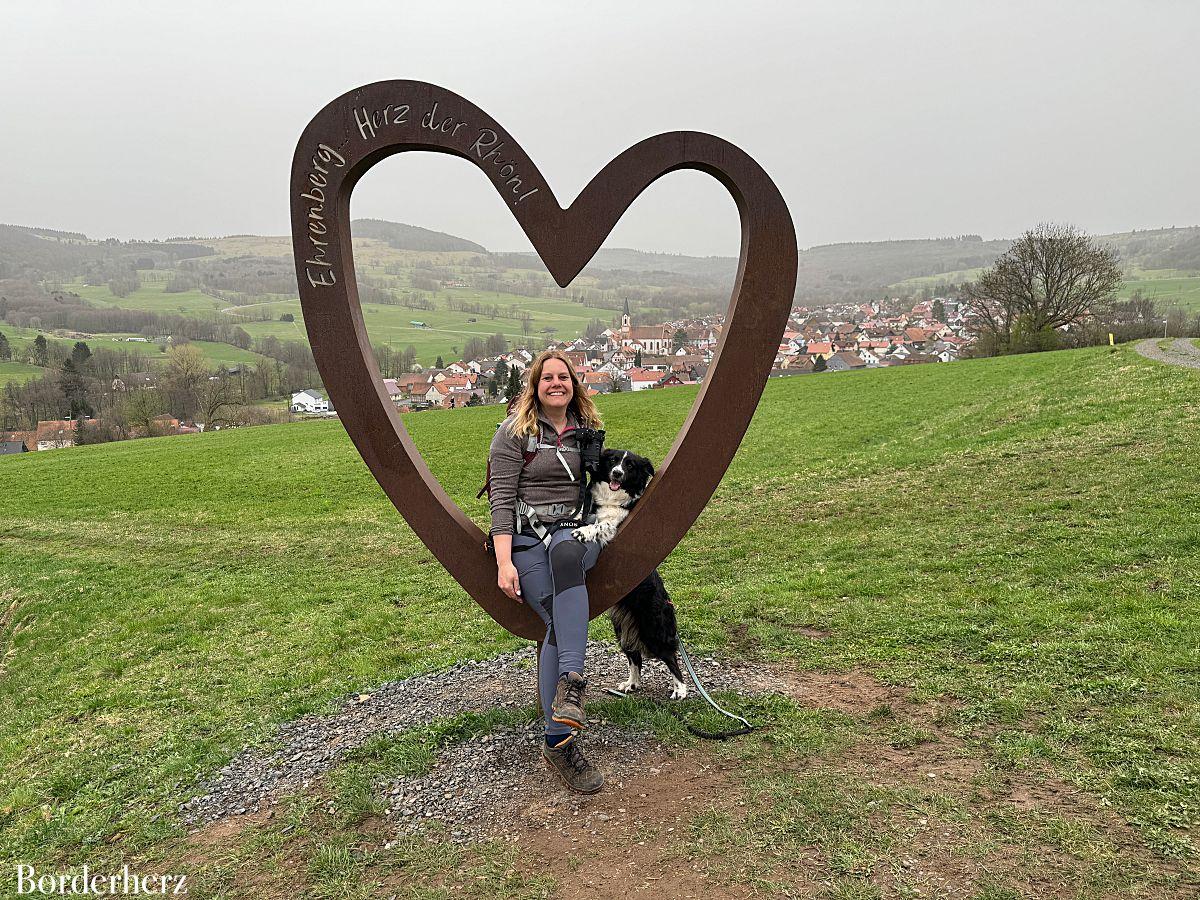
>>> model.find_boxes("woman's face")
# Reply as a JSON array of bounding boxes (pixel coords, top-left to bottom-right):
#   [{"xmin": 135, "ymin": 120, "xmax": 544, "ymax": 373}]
[{"xmin": 537, "ymin": 358, "xmax": 574, "ymax": 414}]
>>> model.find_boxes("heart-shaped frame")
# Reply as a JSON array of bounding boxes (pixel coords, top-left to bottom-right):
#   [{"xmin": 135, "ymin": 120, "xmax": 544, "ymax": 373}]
[{"xmin": 291, "ymin": 81, "xmax": 796, "ymax": 641}]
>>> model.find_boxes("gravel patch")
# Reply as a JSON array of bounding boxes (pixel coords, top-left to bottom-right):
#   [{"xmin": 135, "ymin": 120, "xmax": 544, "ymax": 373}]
[
  {"xmin": 1134, "ymin": 338, "xmax": 1200, "ymax": 369},
  {"xmin": 381, "ymin": 720, "xmax": 664, "ymax": 843},
  {"xmin": 180, "ymin": 641, "xmax": 764, "ymax": 831}
]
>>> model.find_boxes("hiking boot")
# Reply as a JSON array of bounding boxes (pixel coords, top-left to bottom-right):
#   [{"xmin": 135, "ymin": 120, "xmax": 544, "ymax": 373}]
[
  {"xmin": 542, "ymin": 734, "xmax": 604, "ymax": 794},
  {"xmin": 551, "ymin": 672, "xmax": 588, "ymax": 729}
]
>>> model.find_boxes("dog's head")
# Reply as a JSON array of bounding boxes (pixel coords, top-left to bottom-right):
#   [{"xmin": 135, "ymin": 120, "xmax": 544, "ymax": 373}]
[{"xmin": 594, "ymin": 448, "xmax": 655, "ymax": 502}]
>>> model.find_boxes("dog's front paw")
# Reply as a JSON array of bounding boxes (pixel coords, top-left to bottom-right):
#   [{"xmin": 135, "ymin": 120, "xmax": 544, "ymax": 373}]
[
  {"xmin": 670, "ymin": 681, "xmax": 689, "ymax": 700},
  {"xmin": 573, "ymin": 525, "xmax": 599, "ymax": 543},
  {"xmin": 616, "ymin": 678, "xmax": 641, "ymax": 693}
]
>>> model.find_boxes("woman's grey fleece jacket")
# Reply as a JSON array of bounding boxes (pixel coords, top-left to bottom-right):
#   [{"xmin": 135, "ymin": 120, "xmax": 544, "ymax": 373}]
[{"xmin": 487, "ymin": 411, "xmax": 584, "ymax": 537}]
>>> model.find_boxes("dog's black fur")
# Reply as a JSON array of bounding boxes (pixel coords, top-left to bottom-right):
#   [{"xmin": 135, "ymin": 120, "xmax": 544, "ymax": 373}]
[{"xmin": 574, "ymin": 448, "xmax": 688, "ymax": 698}]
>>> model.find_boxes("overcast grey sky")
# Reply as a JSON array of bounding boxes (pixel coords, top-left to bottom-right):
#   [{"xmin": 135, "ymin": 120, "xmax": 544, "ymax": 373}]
[{"xmin": 2, "ymin": 1, "xmax": 1196, "ymax": 256}]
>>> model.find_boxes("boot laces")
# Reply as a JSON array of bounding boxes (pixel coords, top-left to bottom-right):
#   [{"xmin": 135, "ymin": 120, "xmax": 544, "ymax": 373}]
[
  {"xmin": 563, "ymin": 739, "xmax": 591, "ymax": 774},
  {"xmin": 563, "ymin": 677, "xmax": 584, "ymax": 708}
]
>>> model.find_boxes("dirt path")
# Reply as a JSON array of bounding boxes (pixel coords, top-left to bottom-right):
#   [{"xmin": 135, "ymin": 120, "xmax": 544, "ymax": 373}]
[
  {"xmin": 177, "ymin": 661, "xmax": 1197, "ymax": 899},
  {"xmin": 1134, "ymin": 337, "xmax": 1200, "ymax": 369}
]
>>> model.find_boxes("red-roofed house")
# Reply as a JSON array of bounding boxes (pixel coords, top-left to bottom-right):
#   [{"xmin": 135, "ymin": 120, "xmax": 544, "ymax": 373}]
[
  {"xmin": 626, "ymin": 367, "xmax": 662, "ymax": 391},
  {"xmin": 904, "ymin": 327, "xmax": 932, "ymax": 348},
  {"xmin": 804, "ymin": 342, "xmax": 834, "ymax": 361},
  {"xmin": 35, "ymin": 420, "xmax": 75, "ymax": 450},
  {"xmin": 652, "ymin": 372, "xmax": 690, "ymax": 388}
]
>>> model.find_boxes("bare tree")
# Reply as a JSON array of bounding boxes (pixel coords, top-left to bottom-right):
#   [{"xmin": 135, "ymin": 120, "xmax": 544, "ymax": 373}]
[
  {"xmin": 374, "ymin": 342, "xmax": 395, "ymax": 377},
  {"xmin": 964, "ymin": 223, "xmax": 1122, "ymax": 355},
  {"xmin": 197, "ymin": 376, "xmax": 245, "ymax": 430},
  {"xmin": 164, "ymin": 343, "xmax": 209, "ymax": 418},
  {"xmin": 121, "ymin": 389, "xmax": 164, "ymax": 436},
  {"xmin": 1165, "ymin": 306, "xmax": 1189, "ymax": 338}
]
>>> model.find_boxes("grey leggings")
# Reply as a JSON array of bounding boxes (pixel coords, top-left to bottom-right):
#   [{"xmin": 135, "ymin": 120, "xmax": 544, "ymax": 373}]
[{"xmin": 511, "ymin": 526, "xmax": 602, "ymax": 736}]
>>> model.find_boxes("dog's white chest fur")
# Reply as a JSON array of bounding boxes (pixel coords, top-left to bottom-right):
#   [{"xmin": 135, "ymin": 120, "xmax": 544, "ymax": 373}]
[
  {"xmin": 572, "ymin": 485, "xmax": 632, "ymax": 546},
  {"xmin": 572, "ymin": 451, "xmax": 641, "ymax": 546}
]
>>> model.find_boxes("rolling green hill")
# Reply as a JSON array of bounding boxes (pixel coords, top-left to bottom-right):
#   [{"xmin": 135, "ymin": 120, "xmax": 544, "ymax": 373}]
[
  {"xmin": 0, "ymin": 346, "xmax": 1197, "ymax": 895},
  {"xmin": 887, "ymin": 229, "xmax": 1200, "ymax": 314},
  {"xmin": 0, "ymin": 360, "xmax": 45, "ymax": 384},
  {"xmin": 8, "ymin": 221, "xmax": 1199, "ymax": 381},
  {"xmin": 350, "ymin": 218, "xmax": 487, "ymax": 253},
  {"xmin": 1117, "ymin": 269, "xmax": 1200, "ymax": 313}
]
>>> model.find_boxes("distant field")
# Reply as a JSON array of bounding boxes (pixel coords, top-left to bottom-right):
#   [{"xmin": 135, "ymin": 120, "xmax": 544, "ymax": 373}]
[
  {"xmin": 894, "ymin": 265, "xmax": 1200, "ymax": 315},
  {"xmin": 0, "ymin": 325, "xmax": 64, "ymax": 382},
  {"xmin": 84, "ymin": 336, "xmax": 270, "ymax": 368},
  {"xmin": 0, "ymin": 319, "xmax": 267, "ymax": 385},
  {"xmin": 205, "ymin": 235, "xmax": 482, "ymax": 268},
  {"xmin": 890, "ymin": 267, "xmax": 986, "ymax": 291},
  {"xmin": 228, "ymin": 288, "xmax": 607, "ymax": 364},
  {"xmin": 56, "ymin": 253, "xmax": 609, "ymax": 365},
  {"xmin": 0, "ymin": 323, "xmax": 49, "ymax": 356},
  {"xmin": 66, "ymin": 278, "xmax": 227, "ymax": 316},
  {"xmin": 1118, "ymin": 268, "xmax": 1200, "ymax": 313},
  {"xmin": 0, "ymin": 360, "xmax": 46, "ymax": 384}
]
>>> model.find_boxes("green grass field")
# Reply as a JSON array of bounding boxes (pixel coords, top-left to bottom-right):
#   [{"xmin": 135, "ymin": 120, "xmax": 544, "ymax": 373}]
[
  {"xmin": 230, "ymin": 289, "xmax": 606, "ymax": 363},
  {"xmin": 0, "ymin": 323, "xmax": 58, "ymax": 355},
  {"xmin": 0, "ymin": 325, "xmax": 66, "ymax": 383},
  {"xmin": 59, "ymin": 267, "xmax": 608, "ymax": 366},
  {"xmin": 0, "ymin": 360, "xmax": 45, "ymax": 384},
  {"xmin": 67, "ymin": 279, "xmax": 227, "ymax": 316},
  {"xmin": 1, "ymin": 346, "xmax": 1197, "ymax": 896},
  {"xmin": 0, "ymin": 321, "xmax": 267, "ymax": 387},
  {"xmin": 79, "ymin": 336, "xmax": 271, "ymax": 368},
  {"xmin": 896, "ymin": 264, "xmax": 1200, "ymax": 316},
  {"xmin": 1119, "ymin": 269, "xmax": 1200, "ymax": 314},
  {"xmin": 890, "ymin": 267, "xmax": 987, "ymax": 291}
]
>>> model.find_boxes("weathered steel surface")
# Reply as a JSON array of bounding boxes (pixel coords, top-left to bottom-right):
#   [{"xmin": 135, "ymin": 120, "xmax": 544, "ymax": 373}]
[{"xmin": 291, "ymin": 81, "xmax": 797, "ymax": 641}]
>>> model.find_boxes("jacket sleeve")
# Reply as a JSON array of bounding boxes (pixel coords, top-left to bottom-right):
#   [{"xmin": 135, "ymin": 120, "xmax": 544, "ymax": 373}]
[{"xmin": 488, "ymin": 422, "xmax": 524, "ymax": 536}]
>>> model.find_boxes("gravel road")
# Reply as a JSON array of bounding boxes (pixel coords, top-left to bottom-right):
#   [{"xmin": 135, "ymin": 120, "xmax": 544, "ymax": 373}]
[{"xmin": 1134, "ymin": 337, "xmax": 1200, "ymax": 369}]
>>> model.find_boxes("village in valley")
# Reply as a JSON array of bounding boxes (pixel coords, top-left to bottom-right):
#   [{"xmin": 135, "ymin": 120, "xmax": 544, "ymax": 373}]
[
  {"xmin": 290, "ymin": 295, "xmax": 972, "ymax": 417},
  {"xmin": 2, "ymin": 285, "xmax": 971, "ymax": 453},
  {"xmin": 6, "ymin": 220, "xmax": 1190, "ymax": 455}
]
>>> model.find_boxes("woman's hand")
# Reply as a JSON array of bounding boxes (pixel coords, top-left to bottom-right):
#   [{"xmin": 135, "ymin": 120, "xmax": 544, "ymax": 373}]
[{"xmin": 497, "ymin": 560, "xmax": 522, "ymax": 603}]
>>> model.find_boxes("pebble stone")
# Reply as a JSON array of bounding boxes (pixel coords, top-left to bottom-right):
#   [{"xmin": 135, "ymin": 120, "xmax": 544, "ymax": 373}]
[
  {"xmin": 180, "ymin": 641, "xmax": 767, "ymax": 841},
  {"xmin": 1134, "ymin": 337, "xmax": 1200, "ymax": 369}
]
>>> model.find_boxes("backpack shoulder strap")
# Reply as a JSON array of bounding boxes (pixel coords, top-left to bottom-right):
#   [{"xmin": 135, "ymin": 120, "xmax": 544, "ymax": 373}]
[
  {"xmin": 476, "ymin": 456, "xmax": 493, "ymax": 499},
  {"xmin": 478, "ymin": 428, "xmax": 539, "ymax": 499}
]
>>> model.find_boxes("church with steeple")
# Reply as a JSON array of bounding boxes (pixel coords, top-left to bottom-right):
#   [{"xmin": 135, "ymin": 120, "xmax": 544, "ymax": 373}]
[{"xmin": 609, "ymin": 298, "xmax": 672, "ymax": 354}]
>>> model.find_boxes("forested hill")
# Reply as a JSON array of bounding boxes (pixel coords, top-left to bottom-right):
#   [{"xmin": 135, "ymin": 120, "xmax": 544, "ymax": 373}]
[
  {"xmin": 0, "ymin": 219, "xmax": 486, "ymax": 281},
  {"xmin": 513, "ymin": 227, "xmax": 1200, "ymax": 301},
  {"xmin": 3, "ymin": 220, "xmax": 1198, "ymax": 307},
  {"xmin": 782, "ymin": 228, "xmax": 1200, "ymax": 300},
  {"xmin": 349, "ymin": 219, "xmax": 487, "ymax": 253},
  {"xmin": 0, "ymin": 224, "xmax": 214, "ymax": 281}
]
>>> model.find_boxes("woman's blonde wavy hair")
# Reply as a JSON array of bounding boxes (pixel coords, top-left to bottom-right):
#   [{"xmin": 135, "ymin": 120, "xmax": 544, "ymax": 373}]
[{"xmin": 507, "ymin": 349, "xmax": 603, "ymax": 437}]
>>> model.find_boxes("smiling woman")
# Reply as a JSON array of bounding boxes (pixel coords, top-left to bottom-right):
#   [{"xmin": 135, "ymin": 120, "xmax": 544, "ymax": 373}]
[
  {"xmin": 485, "ymin": 349, "xmax": 610, "ymax": 793},
  {"xmin": 290, "ymin": 80, "xmax": 796, "ymax": 640}
]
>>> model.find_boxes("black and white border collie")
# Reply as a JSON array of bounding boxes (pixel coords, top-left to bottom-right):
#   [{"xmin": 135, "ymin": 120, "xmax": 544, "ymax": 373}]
[{"xmin": 574, "ymin": 448, "xmax": 689, "ymax": 700}]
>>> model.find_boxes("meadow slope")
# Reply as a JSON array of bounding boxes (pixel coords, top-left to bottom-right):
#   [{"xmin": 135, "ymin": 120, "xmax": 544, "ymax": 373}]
[{"xmin": 0, "ymin": 345, "xmax": 1197, "ymax": 897}]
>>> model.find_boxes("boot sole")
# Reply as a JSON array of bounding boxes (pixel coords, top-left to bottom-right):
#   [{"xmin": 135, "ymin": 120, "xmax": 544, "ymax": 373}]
[
  {"xmin": 543, "ymin": 756, "xmax": 604, "ymax": 794},
  {"xmin": 550, "ymin": 712, "xmax": 586, "ymax": 729}
]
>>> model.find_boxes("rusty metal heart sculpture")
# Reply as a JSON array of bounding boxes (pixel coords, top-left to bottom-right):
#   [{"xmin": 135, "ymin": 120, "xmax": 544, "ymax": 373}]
[{"xmin": 290, "ymin": 81, "xmax": 796, "ymax": 641}]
